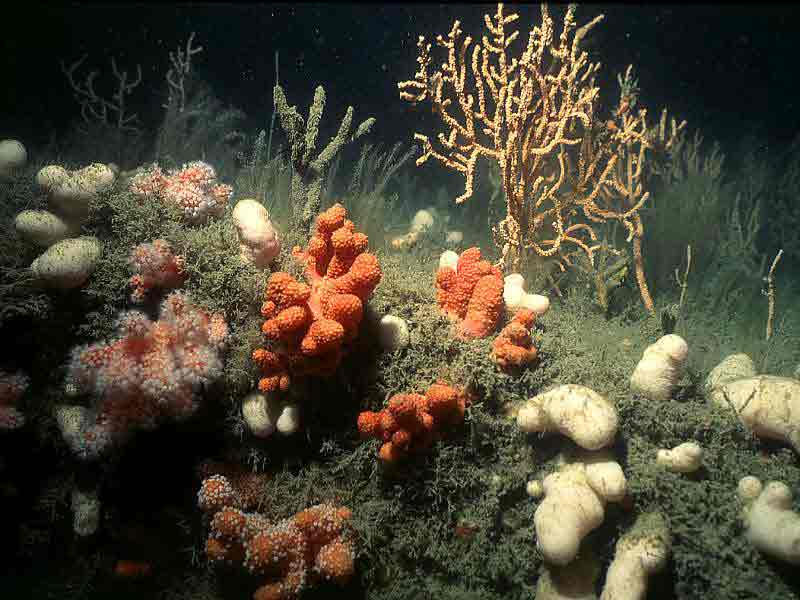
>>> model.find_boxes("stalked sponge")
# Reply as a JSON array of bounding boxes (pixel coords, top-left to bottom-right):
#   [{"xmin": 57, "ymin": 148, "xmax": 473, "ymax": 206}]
[{"xmin": 600, "ymin": 512, "xmax": 671, "ymax": 600}]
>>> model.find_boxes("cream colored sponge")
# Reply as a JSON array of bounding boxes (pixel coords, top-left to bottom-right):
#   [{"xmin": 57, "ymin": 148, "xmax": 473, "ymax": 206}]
[
  {"xmin": 656, "ymin": 441, "xmax": 704, "ymax": 473},
  {"xmin": 600, "ymin": 512, "xmax": 671, "ymax": 600},
  {"xmin": 503, "ymin": 273, "xmax": 550, "ymax": 316},
  {"xmin": 533, "ymin": 449, "xmax": 627, "ymax": 565},
  {"xmin": 241, "ymin": 391, "xmax": 300, "ymax": 438},
  {"xmin": 0, "ymin": 139, "xmax": 27, "ymax": 179},
  {"xmin": 232, "ymin": 198, "xmax": 280, "ymax": 268},
  {"xmin": 30, "ymin": 236, "xmax": 103, "ymax": 289},
  {"xmin": 738, "ymin": 476, "xmax": 800, "ymax": 564},
  {"xmin": 710, "ymin": 376, "xmax": 800, "ymax": 452},
  {"xmin": 630, "ymin": 334, "xmax": 688, "ymax": 401},
  {"xmin": 517, "ymin": 384, "xmax": 618, "ymax": 450}
]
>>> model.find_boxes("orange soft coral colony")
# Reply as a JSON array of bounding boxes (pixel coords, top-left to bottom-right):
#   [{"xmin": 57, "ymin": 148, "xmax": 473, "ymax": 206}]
[
  {"xmin": 357, "ymin": 381, "xmax": 467, "ymax": 464},
  {"xmin": 197, "ymin": 476, "xmax": 355, "ymax": 600},
  {"xmin": 247, "ymin": 504, "xmax": 355, "ymax": 600},
  {"xmin": 492, "ymin": 309, "xmax": 538, "ymax": 372},
  {"xmin": 253, "ymin": 203, "xmax": 381, "ymax": 392},
  {"xmin": 435, "ymin": 247, "xmax": 504, "ymax": 338}
]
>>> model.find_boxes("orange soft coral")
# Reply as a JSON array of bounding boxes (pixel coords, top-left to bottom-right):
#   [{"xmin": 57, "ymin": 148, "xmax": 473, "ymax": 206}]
[
  {"xmin": 253, "ymin": 203, "xmax": 381, "ymax": 391},
  {"xmin": 460, "ymin": 273, "xmax": 505, "ymax": 338},
  {"xmin": 198, "ymin": 476, "xmax": 355, "ymax": 600},
  {"xmin": 252, "ymin": 349, "xmax": 291, "ymax": 393},
  {"xmin": 358, "ymin": 381, "xmax": 467, "ymax": 464},
  {"xmin": 196, "ymin": 459, "xmax": 272, "ymax": 512},
  {"xmin": 435, "ymin": 247, "xmax": 504, "ymax": 338},
  {"xmin": 492, "ymin": 309, "xmax": 538, "ymax": 372}
]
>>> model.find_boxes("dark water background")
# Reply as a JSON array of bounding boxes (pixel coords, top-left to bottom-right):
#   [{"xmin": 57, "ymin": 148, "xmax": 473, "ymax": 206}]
[{"xmin": 1, "ymin": 3, "xmax": 798, "ymax": 155}]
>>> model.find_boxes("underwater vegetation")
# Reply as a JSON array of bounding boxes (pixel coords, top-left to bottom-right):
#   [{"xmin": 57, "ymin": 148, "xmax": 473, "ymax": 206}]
[{"xmin": 1, "ymin": 3, "xmax": 800, "ymax": 600}]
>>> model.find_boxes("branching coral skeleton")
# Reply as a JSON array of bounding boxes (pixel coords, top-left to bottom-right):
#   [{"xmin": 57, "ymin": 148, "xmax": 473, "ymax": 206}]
[
  {"xmin": 164, "ymin": 32, "xmax": 204, "ymax": 113},
  {"xmin": 399, "ymin": 3, "xmax": 684, "ymax": 313},
  {"xmin": 61, "ymin": 54, "xmax": 142, "ymax": 136}
]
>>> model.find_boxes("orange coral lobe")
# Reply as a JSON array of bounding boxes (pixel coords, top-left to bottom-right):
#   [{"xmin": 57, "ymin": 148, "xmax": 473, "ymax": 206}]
[
  {"xmin": 492, "ymin": 309, "xmax": 539, "ymax": 372},
  {"xmin": 357, "ymin": 411, "xmax": 381, "ymax": 438},
  {"xmin": 379, "ymin": 441, "xmax": 403, "ymax": 463},
  {"xmin": 301, "ymin": 319, "xmax": 345, "ymax": 356},
  {"xmin": 253, "ymin": 349, "xmax": 291, "ymax": 393},
  {"xmin": 315, "ymin": 538, "xmax": 355, "ymax": 583},
  {"xmin": 426, "ymin": 382, "xmax": 466, "ymax": 425},
  {"xmin": 253, "ymin": 203, "xmax": 381, "ymax": 391},
  {"xmin": 113, "ymin": 559, "xmax": 152, "ymax": 578},
  {"xmin": 436, "ymin": 247, "xmax": 504, "ymax": 338},
  {"xmin": 324, "ymin": 294, "xmax": 363, "ymax": 332},
  {"xmin": 458, "ymin": 273, "xmax": 505, "ymax": 338},
  {"xmin": 360, "ymin": 382, "xmax": 467, "ymax": 464},
  {"xmin": 316, "ymin": 203, "xmax": 347, "ymax": 234}
]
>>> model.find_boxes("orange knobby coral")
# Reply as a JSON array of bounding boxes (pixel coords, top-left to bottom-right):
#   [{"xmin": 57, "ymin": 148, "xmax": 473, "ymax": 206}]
[
  {"xmin": 436, "ymin": 247, "xmax": 504, "ymax": 338},
  {"xmin": 492, "ymin": 309, "xmax": 538, "ymax": 373},
  {"xmin": 253, "ymin": 203, "xmax": 382, "ymax": 392},
  {"xmin": 357, "ymin": 381, "xmax": 467, "ymax": 464}
]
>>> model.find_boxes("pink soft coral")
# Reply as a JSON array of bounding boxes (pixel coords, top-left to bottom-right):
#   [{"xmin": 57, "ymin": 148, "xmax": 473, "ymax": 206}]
[
  {"xmin": 128, "ymin": 239, "xmax": 187, "ymax": 302},
  {"xmin": 63, "ymin": 291, "xmax": 228, "ymax": 458},
  {"xmin": 129, "ymin": 161, "xmax": 232, "ymax": 223}
]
